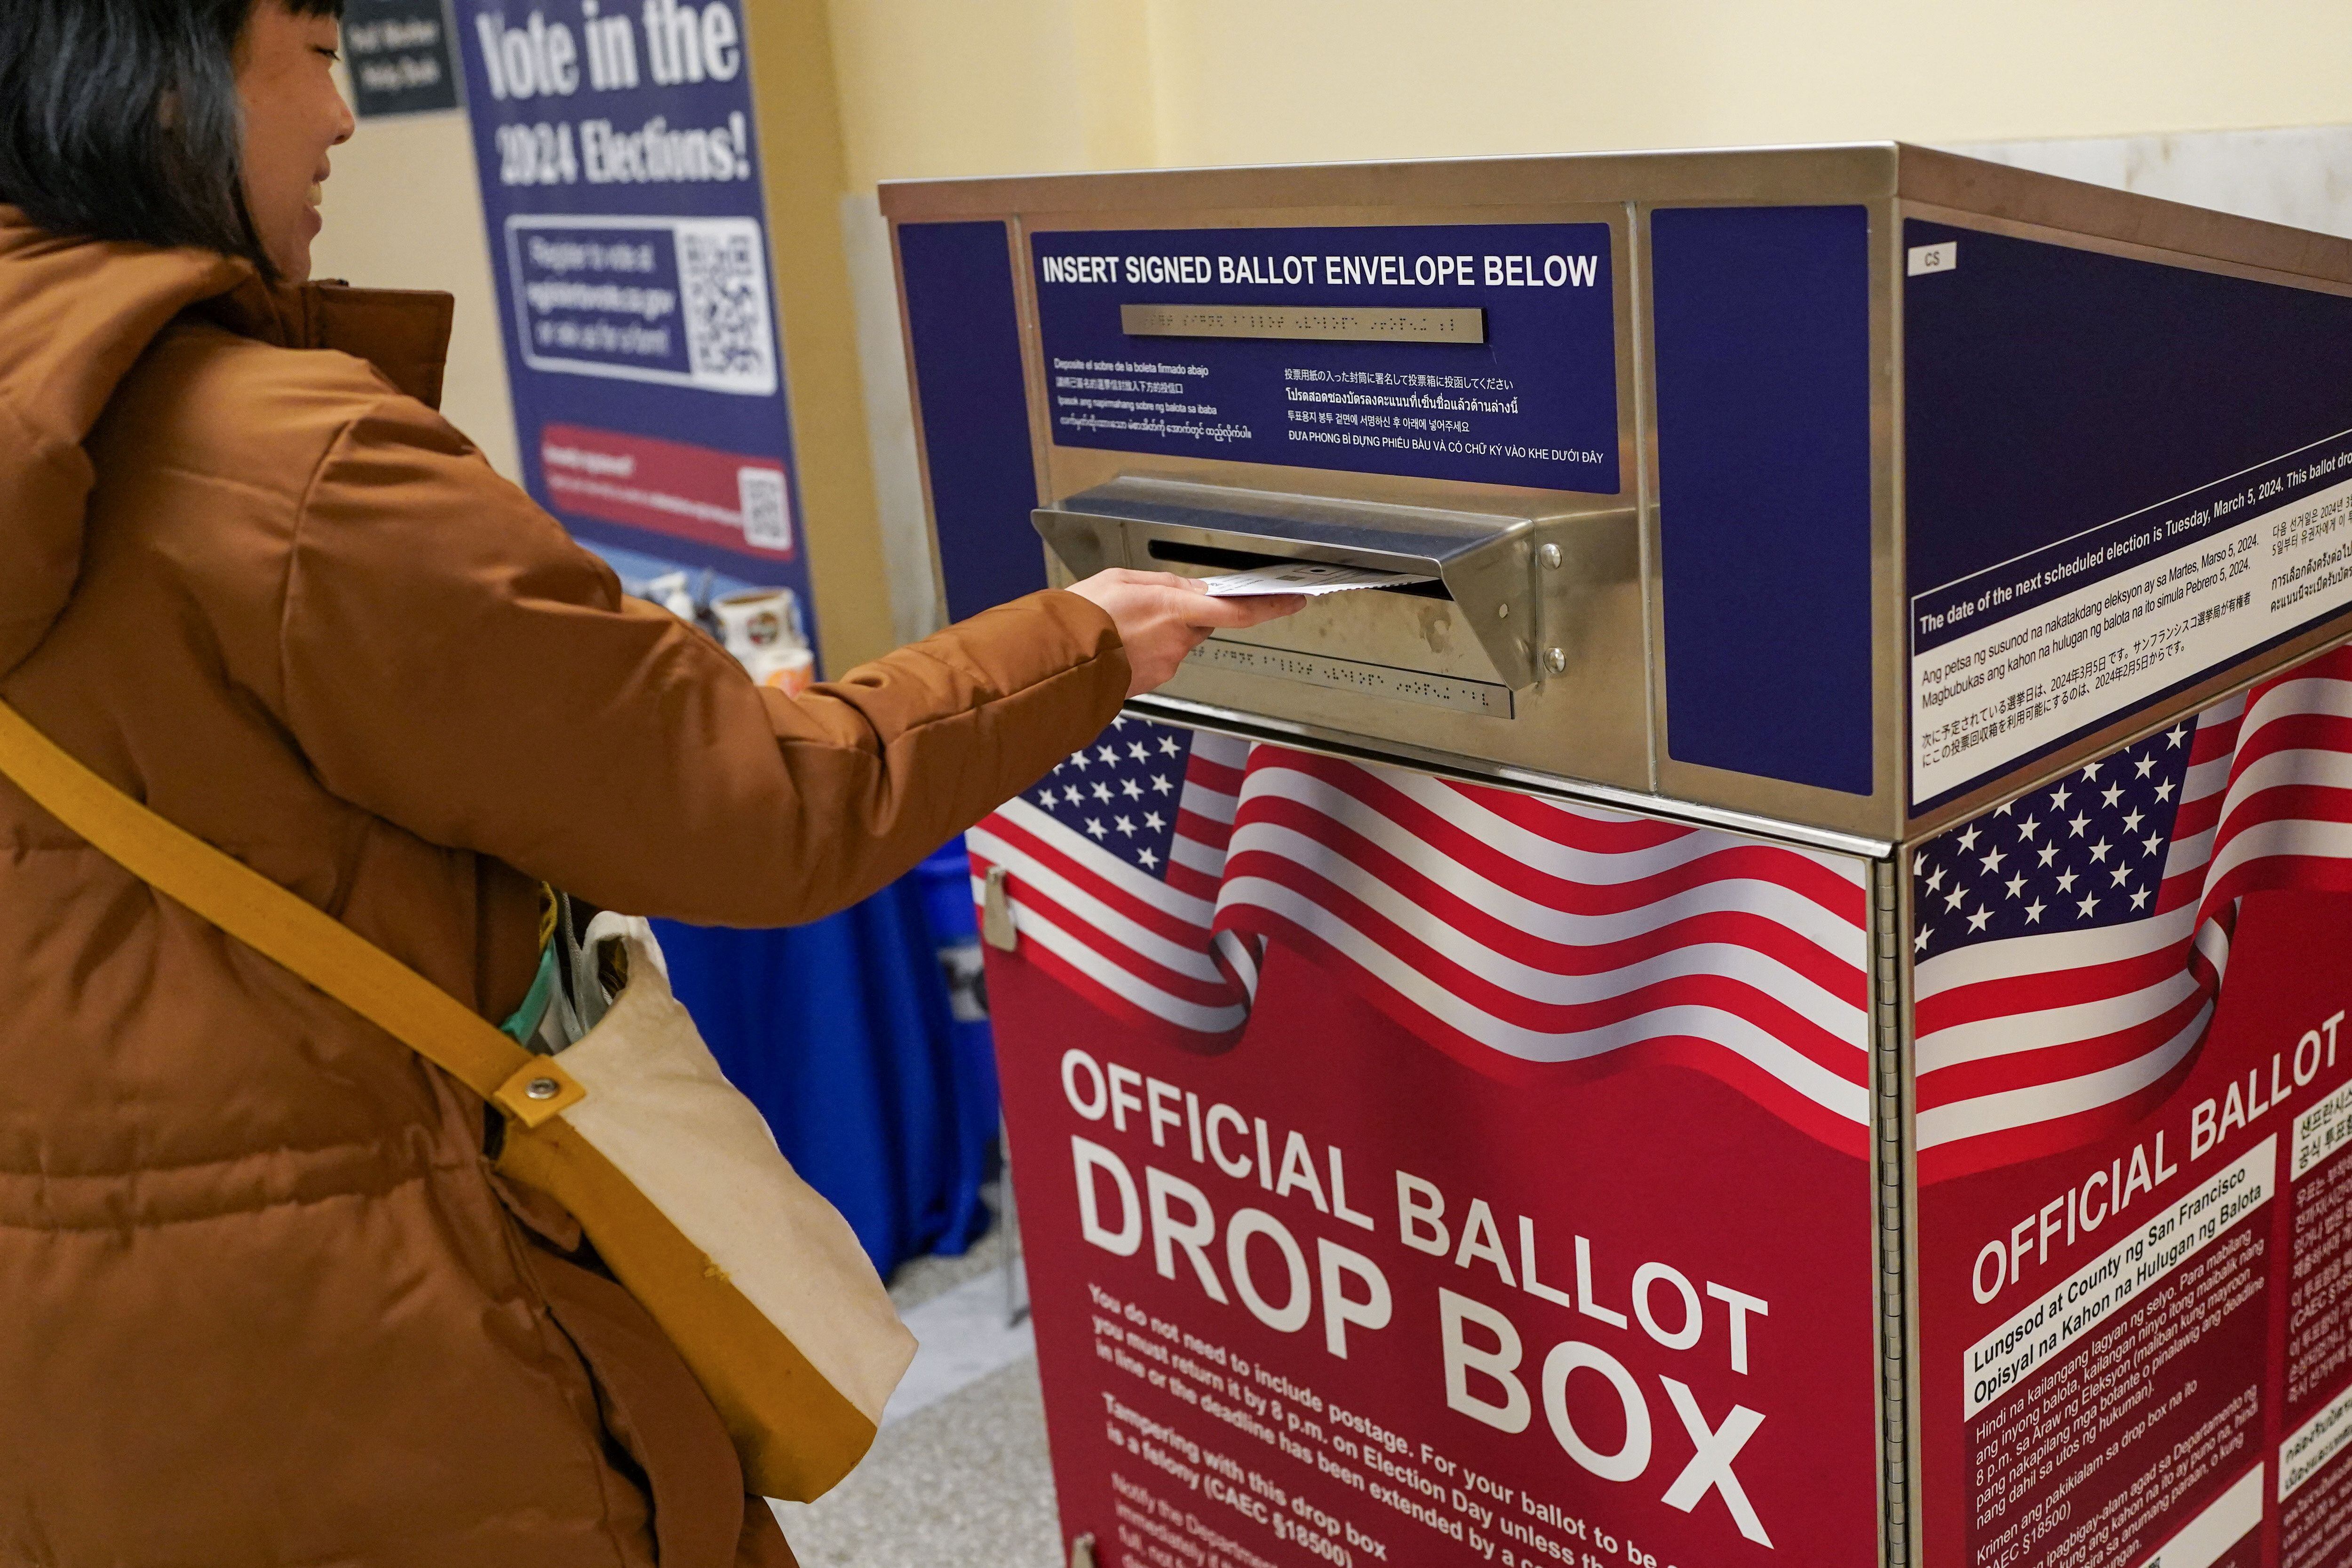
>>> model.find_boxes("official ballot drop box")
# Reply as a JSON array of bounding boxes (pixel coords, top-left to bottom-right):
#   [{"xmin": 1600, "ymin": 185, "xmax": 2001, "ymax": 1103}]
[{"xmin": 884, "ymin": 146, "xmax": 2352, "ymax": 1568}]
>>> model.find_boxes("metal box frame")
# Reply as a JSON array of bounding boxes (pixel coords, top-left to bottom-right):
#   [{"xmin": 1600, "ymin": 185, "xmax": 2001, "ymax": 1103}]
[
  {"xmin": 887, "ymin": 145, "xmax": 2352, "ymax": 1568},
  {"xmin": 883, "ymin": 143, "xmax": 2352, "ymax": 852}
]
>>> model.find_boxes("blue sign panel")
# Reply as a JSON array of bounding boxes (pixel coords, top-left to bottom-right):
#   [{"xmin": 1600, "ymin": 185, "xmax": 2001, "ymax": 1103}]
[
  {"xmin": 1031, "ymin": 224, "xmax": 1620, "ymax": 494},
  {"xmin": 898, "ymin": 221, "xmax": 1048, "ymax": 625},
  {"xmin": 1653, "ymin": 205, "xmax": 1875, "ymax": 797},
  {"xmin": 451, "ymin": 0, "xmax": 814, "ymax": 625},
  {"xmin": 1903, "ymin": 220, "xmax": 2352, "ymax": 808}
]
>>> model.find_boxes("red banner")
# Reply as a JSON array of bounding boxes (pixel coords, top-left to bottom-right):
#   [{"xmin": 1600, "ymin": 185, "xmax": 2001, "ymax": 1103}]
[
  {"xmin": 1909, "ymin": 646, "xmax": 2352, "ymax": 1568},
  {"xmin": 1915, "ymin": 889, "xmax": 2352, "ymax": 1568},
  {"xmin": 537, "ymin": 420, "xmax": 793, "ymax": 559},
  {"xmin": 982, "ymin": 642, "xmax": 2352, "ymax": 1568},
  {"xmin": 982, "ymin": 728, "xmax": 1881, "ymax": 1568}
]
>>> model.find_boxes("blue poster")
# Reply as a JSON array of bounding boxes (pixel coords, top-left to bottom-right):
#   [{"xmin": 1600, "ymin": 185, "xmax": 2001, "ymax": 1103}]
[
  {"xmin": 1902, "ymin": 219, "xmax": 2352, "ymax": 807},
  {"xmin": 1030, "ymin": 223, "xmax": 1621, "ymax": 493},
  {"xmin": 451, "ymin": 0, "xmax": 814, "ymax": 631}
]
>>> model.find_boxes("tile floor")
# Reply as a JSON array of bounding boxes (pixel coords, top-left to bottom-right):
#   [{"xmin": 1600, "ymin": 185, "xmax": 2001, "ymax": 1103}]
[{"xmin": 770, "ymin": 1205, "xmax": 1068, "ymax": 1568}]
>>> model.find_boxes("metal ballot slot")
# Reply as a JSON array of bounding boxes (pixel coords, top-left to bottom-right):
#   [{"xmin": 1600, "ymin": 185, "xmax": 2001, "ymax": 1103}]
[
  {"xmin": 1036, "ymin": 474, "xmax": 1642, "ymax": 737},
  {"xmin": 1033, "ymin": 476, "xmax": 1573, "ymax": 692},
  {"xmin": 1040, "ymin": 472, "xmax": 1646, "ymax": 762}
]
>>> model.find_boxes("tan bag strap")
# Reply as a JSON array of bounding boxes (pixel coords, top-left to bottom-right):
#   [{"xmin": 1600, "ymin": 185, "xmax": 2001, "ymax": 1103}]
[{"xmin": 0, "ymin": 700, "xmax": 583, "ymax": 1128}]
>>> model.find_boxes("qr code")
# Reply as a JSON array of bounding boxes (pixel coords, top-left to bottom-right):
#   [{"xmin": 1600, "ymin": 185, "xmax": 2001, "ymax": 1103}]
[
  {"xmin": 675, "ymin": 219, "xmax": 776, "ymax": 395},
  {"xmin": 737, "ymin": 466, "xmax": 792, "ymax": 552}
]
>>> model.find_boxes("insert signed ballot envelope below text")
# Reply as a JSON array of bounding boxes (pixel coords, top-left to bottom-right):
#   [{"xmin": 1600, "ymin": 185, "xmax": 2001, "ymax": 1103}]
[{"xmin": 1196, "ymin": 562, "xmax": 1436, "ymax": 597}]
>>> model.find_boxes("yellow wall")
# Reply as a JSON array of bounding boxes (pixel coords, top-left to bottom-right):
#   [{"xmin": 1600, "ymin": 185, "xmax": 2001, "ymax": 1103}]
[
  {"xmin": 740, "ymin": 0, "xmax": 896, "ymax": 674},
  {"xmin": 313, "ymin": 106, "xmax": 520, "ymax": 481},
  {"xmin": 826, "ymin": 0, "xmax": 2352, "ymax": 187},
  {"xmin": 826, "ymin": 0, "xmax": 1158, "ymax": 190}
]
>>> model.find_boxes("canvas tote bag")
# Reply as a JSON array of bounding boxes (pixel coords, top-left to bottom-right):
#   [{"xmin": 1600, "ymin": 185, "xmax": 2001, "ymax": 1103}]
[{"xmin": 0, "ymin": 699, "xmax": 916, "ymax": 1502}]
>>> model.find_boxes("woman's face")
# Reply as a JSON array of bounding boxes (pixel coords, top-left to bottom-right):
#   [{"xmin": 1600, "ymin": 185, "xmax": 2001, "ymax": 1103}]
[{"xmin": 235, "ymin": 2, "xmax": 354, "ymax": 282}]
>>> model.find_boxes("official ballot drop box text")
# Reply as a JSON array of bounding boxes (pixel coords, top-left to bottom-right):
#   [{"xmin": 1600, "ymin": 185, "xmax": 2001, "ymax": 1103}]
[{"xmin": 886, "ymin": 146, "xmax": 2352, "ymax": 1568}]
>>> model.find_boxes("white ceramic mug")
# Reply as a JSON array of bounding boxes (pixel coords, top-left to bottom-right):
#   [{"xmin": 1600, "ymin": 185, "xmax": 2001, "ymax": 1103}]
[
  {"xmin": 710, "ymin": 588, "xmax": 811, "ymax": 694},
  {"xmin": 710, "ymin": 588, "xmax": 803, "ymax": 653},
  {"xmin": 641, "ymin": 569, "xmax": 700, "ymax": 624}
]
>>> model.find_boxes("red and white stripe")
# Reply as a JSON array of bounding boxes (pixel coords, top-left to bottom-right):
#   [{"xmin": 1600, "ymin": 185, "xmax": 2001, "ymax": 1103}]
[
  {"xmin": 1916, "ymin": 646, "xmax": 2352, "ymax": 1182},
  {"xmin": 2195, "ymin": 654, "xmax": 2352, "ymax": 961},
  {"xmin": 965, "ymin": 732, "xmax": 1257, "ymax": 1046},
  {"xmin": 1208, "ymin": 750, "xmax": 1874, "ymax": 1153},
  {"xmin": 972, "ymin": 734, "xmax": 1873, "ymax": 1150}
]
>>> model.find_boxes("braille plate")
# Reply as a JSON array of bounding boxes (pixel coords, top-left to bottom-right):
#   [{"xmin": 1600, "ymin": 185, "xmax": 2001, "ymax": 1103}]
[
  {"xmin": 1119, "ymin": 303, "xmax": 1486, "ymax": 343},
  {"xmin": 1187, "ymin": 639, "xmax": 1514, "ymax": 717}
]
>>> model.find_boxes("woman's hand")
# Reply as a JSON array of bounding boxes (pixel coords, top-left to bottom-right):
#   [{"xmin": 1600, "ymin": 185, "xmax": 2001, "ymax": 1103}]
[{"xmin": 1064, "ymin": 570, "xmax": 1308, "ymax": 698}]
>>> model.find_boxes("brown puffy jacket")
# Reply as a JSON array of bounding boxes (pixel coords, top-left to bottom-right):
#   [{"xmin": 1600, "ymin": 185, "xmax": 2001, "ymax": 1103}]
[{"xmin": 0, "ymin": 209, "xmax": 1125, "ymax": 1567}]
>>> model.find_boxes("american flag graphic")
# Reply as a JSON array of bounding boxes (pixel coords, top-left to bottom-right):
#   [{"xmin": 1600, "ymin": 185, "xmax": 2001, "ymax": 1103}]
[
  {"xmin": 1915, "ymin": 645, "xmax": 2352, "ymax": 1182},
  {"xmin": 965, "ymin": 716, "xmax": 1263, "ymax": 1045},
  {"xmin": 972, "ymin": 716, "xmax": 1874, "ymax": 1154}
]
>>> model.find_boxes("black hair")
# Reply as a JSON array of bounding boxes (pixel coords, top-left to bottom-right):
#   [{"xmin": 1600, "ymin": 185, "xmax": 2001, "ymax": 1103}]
[{"xmin": 0, "ymin": 0, "xmax": 346, "ymax": 273}]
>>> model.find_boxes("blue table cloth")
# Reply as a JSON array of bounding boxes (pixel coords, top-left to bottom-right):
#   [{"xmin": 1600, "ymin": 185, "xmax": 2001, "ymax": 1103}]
[{"xmin": 650, "ymin": 844, "xmax": 997, "ymax": 1274}]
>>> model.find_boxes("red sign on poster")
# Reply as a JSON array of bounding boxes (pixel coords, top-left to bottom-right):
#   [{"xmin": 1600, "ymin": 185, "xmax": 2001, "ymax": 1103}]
[
  {"xmin": 976, "ymin": 727, "xmax": 1883, "ymax": 1568},
  {"xmin": 537, "ymin": 421, "xmax": 794, "ymax": 559}
]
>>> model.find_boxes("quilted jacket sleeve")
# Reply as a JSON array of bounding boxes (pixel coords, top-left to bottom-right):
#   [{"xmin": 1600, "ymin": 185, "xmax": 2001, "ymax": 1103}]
[{"xmin": 274, "ymin": 394, "xmax": 1128, "ymax": 925}]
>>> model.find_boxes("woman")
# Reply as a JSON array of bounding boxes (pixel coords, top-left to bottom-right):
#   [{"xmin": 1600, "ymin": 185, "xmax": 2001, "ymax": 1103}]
[{"xmin": 0, "ymin": 2, "xmax": 1298, "ymax": 1563}]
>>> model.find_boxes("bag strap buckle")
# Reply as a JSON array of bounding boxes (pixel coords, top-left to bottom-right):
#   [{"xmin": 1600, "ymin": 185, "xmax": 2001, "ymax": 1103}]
[{"xmin": 494, "ymin": 1057, "xmax": 587, "ymax": 1128}]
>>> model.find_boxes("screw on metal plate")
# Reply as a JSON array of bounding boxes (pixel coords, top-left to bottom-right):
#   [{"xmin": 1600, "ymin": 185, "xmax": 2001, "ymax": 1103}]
[
  {"xmin": 1495, "ymin": 601, "xmax": 1510, "ymax": 620},
  {"xmin": 1539, "ymin": 541, "xmax": 1563, "ymax": 569},
  {"xmin": 524, "ymin": 1077, "xmax": 561, "ymax": 1101},
  {"xmin": 1544, "ymin": 646, "xmax": 1567, "ymax": 675},
  {"xmin": 1069, "ymin": 1533, "xmax": 1098, "ymax": 1568},
  {"xmin": 983, "ymin": 864, "xmax": 1019, "ymax": 953}
]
